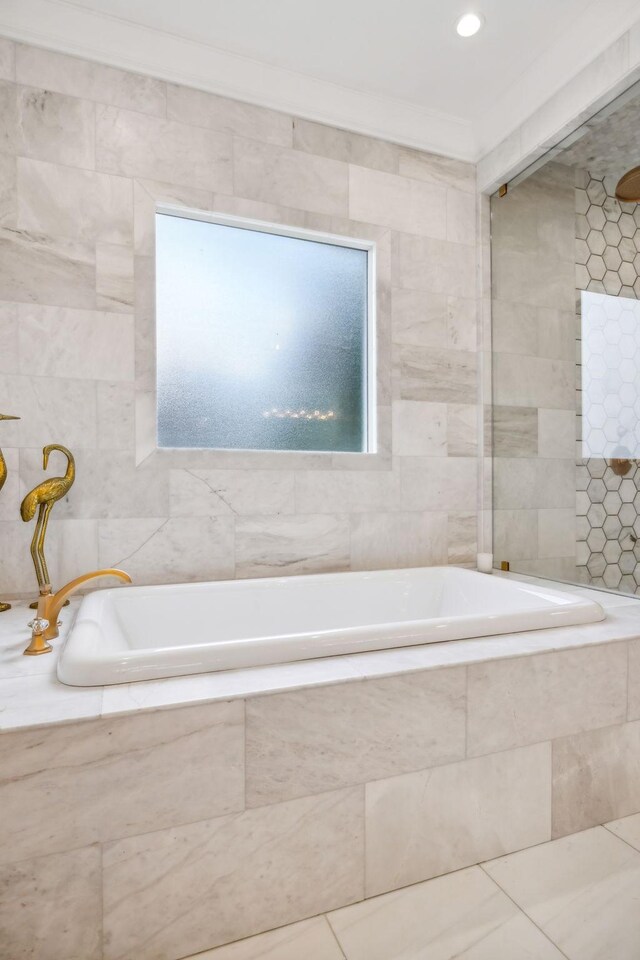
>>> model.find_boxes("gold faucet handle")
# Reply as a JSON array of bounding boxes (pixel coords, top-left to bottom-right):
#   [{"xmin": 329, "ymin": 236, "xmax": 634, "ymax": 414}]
[{"xmin": 24, "ymin": 617, "xmax": 52, "ymax": 656}]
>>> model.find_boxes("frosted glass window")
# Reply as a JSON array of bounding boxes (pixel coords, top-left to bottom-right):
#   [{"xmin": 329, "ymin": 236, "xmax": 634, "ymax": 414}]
[
  {"xmin": 155, "ymin": 211, "xmax": 372, "ymax": 452},
  {"xmin": 581, "ymin": 290, "xmax": 640, "ymax": 459}
]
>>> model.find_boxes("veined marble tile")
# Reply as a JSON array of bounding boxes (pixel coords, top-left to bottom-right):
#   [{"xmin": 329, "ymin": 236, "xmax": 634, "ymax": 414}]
[
  {"xmin": 15, "ymin": 85, "xmax": 95, "ymax": 169},
  {"xmin": 18, "ymin": 304, "xmax": 134, "ymax": 381},
  {"xmin": 293, "ymin": 117, "xmax": 399, "ymax": 173},
  {"xmin": 606, "ymin": 812, "xmax": 640, "ymax": 852},
  {"xmin": 235, "ymin": 513, "xmax": 349, "ymax": 578},
  {"xmin": 538, "ymin": 408, "xmax": 576, "ymax": 458},
  {"xmin": 0, "ymin": 845, "xmax": 101, "ymax": 960},
  {"xmin": 56, "ymin": 517, "xmax": 99, "ymax": 586},
  {"xmin": 393, "ymin": 345, "xmax": 477, "ymax": 404},
  {"xmin": 328, "ymin": 864, "xmax": 564, "ymax": 960},
  {"xmin": 493, "ymin": 458, "xmax": 575, "ymax": 509},
  {"xmin": 392, "ymin": 400, "xmax": 447, "ymax": 456},
  {"xmin": 167, "ymin": 83, "xmax": 292, "ymax": 146},
  {"xmin": 391, "ymin": 286, "xmax": 448, "ymax": 347},
  {"xmin": 398, "ymin": 149, "xmax": 475, "ymax": 193},
  {"xmin": 538, "ymin": 508, "xmax": 576, "ymax": 558},
  {"xmin": 0, "ymin": 153, "xmax": 16, "ymax": 226},
  {"xmin": 628, "ymin": 639, "xmax": 640, "ymax": 721},
  {"xmin": 0, "ymin": 38, "xmax": 14, "ymax": 82},
  {"xmin": 102, "ymin": 787, "xmax": 364, "ymax": 960},
  {"xmin": 17, "ymin": 158, "xmax": 132, "ymax": 244},
  {"xmin": 0, "ymin": 226, "xmax": 95, "ymax": 309},
  {"xmin": 552, "ymin": 720, "xmax": 640, "ymax": 837},
  {"xmin": 0, "ymin": 446, "xmax": 17, "ymax": 523},
  {"xmin": 484, "ymin": 826, "xmax": 640, "ymax": 960},
  {"xmin": 16, "ymin": 43, "xmax": 166, "ymax": 117},
  {"xmin": 0, "ymin": 373, "xmax": 97, "ymax": 449},
  {"xmin": 294, "ymin": 469, "xmax": 401, "ymax": 514},
  {"xmin": 365, "ymin": 743, "xmax": 551, "ymax": 896},
  {"xmin": 189, "ymin": 916, "xmax": 345, "ymax": 960},
  {"xmin": 492, "ymin": 406, "xmax": 538, "ymax": 457},
  {"xmin": 446, "ymin": 188, "xmax": 476, "ymax": 245},
  {"xmin": 447, "ymin": 404, "xmax": 478, "ymax": 456},
  {"xmin": 0, "ymin": 699, "xmax": 244, "ymax": 863},
  {"xmin": 399, "ymin": 456, "xmax": 477, "ymax": 512},
  {"xmin": 467, "ymin": 644, "xmax": 627, "ymax": 757},
  {"xmin": 447, "ymin": 511, "xmax": 477, "ymax": 563},
  {"xmin": 99, "ymin": 516, "xmax": 234, "ymax": 583},
  {"xmin": 493, "ymin": 509, "xmax": 539, "ymax": 561},
  {"xmin": 493, "ymin": 354, "xmax": 574, "ymax": 409},
  {"xmin": 492, "ymin": 300, "xmax": 539, "ymax": 356},
  {"xmin": 233, "ymin": 137, "xmax": 348, "ymax": 217},
  {"xmin": 0, "ymin": 301, "xmax": 17, "ymax": 373},
  {"xmin": 350, "ymin": 511, "xmax": 448, "ymax": 570},
  {"xmin": 170, "ymin": 468, "xmax": 295, "ymax": 517},
  {"xmin": 97, "ymin": 381, "xmax": 135, "ymax": 450},
  {"xmin": 392, "ymin": 231, "xmax": 475, "ymax": 299},
  {"xmin": 349, "ymin": 166, "xmax": 446, "ymax": 238},
  {"xmin": 493, "ymin": 251, "xmax": 574, "ymax": 312},
  {"xmin": 245, "ymin": 668, "xmax": 466, "ymax": 806},
  {"xmin": 447, "ymin": 296, "xmax": 477, "ymax": 351},
  {"xmin": 133, "ymin": 178, "xmax": 214, "ymax": 255},
  {"xmin": 96, "ymin": 241, "xmax": 134, "ymax": 312},
  {"xmin": 96, "ymin": 104, "xmax": 233, "ymax": 192},
  {"xmin": 0, "ymin": 672, "xmax": 102, "ymax": 731}
]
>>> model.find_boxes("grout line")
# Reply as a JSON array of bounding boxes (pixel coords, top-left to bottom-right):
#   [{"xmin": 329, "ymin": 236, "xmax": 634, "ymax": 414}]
[
  {"xmin": 478, "ymin": 861, "xmax": 572, "ymax": 960},
  {"xmin": 323, "ymin": 914, "xmax": 348, "ymax": 958},
  {"xmin": 601, "ymin": 820, "xmax": 640, "ymax": 855}
]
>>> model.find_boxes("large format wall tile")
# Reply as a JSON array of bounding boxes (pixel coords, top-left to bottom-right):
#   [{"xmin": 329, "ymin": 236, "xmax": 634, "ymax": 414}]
[
  {"xmin": 14, "ymin": 85, "xmax": 95, "ymax": 169},
  {"xmin": 102, "ymin": 787, "xmax": 364, "ymax": 960},
  {"xmin": 552, "ymin": 720, "xmax": 640, "ymax": 836},
  {"xmin": 96, "ymin": 104, "xmax": 233, "ymax": 191},
  {"xmin": 167, "ymin": 83, "xmax": 292, "ymax": 146},
  {"xmin": 349, "ymin": 165, "xmax": 446, "ymax": 238},
  {"xmin": 233, "ymin": 137, "xmax": 349, "ymax": 216},
  {"xmin": 350, "ymin": 511, "xmax": 448, "ymax": 570},
  {"xmin": 467, "ymin": 644, "xmax": 628, "ymax": 757},
  {"xmin": 0, "ymin": 845, "xmax": 102, "ymax": 960},
  {"xmin": 0, "ymin": 700, "xmax": 244, "ymax": 863},
  {"xmin": 245, "ymin": 668, "xmax": 466, "ymax": 806},
  {"xmin": 16, "ymin": 43, "xmax": 167, "ymax": 117},
  {"xmin": 0, "ymin": 226, "xmax": 95, "ymax": 308},
  {"xmin": 235, "ymin": 513, "xmax": 350, "ymax": 578},
  {"xmin": 365, "ymin": 743, "xmax": 551, "ymax": 896},
  {"xmin": 393, "ymin": 344, "xmax": 477, "ymax": 403},
  {"xmin": 392, "ymin": 231, "xmax": 476, "ymax": 299},
  {"xmin": 193, "ymin": 916, "xmax": 346, "ymax": 960},
  {"xmin": 17, "ymin": 157, "xmax": 132, "ymax": 244},
  {"xmin": 293, "ymin": 118, "xmax": 399, "ymax": 173},
  {"xmin": 0, "ymin": 373, "xmax": 97, "ymax": 449},
  {"xmin": 170, "ymin": 468, "xmax": 295, "ymax": 517},
  {"xmin": 629, "ymin": 639, "xmax": 640, "ymax": 720}
]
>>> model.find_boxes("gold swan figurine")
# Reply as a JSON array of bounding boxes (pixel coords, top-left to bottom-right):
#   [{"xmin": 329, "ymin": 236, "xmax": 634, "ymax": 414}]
[
  {"xmin": 0, "ymin": 413, "xmax": 20, "ymax": 612},
  {"xmin": 21, "ymin": 444, "xmax": 75, "ymax": 595}
]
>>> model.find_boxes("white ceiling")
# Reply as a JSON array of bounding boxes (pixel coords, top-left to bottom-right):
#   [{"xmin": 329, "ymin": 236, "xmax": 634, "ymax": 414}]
[{"xmin": 2, "ymin": 0, "xmax": 640, "ymax": 161}]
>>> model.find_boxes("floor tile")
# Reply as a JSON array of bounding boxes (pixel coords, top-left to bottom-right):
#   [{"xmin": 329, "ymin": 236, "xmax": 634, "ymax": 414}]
[
  {"xmin": 605, "ymin": 812, "xmax": 640, "ymax": 852},
  {"xmin": 183, "ymin": 917, "xmax": 345, "ymax": 959},
  {"xmin": 483, "ymin": 826, "xmax": 640, "ymax": 960},
  {"xmin": 327, "ymin": 865, "xmax": 564, "ymax": 959}
]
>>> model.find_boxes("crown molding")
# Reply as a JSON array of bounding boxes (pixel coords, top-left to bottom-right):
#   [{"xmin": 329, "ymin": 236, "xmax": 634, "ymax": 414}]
[{"xmin": 0, "ymin": 0, "xmax": 476, "ymax": 160}]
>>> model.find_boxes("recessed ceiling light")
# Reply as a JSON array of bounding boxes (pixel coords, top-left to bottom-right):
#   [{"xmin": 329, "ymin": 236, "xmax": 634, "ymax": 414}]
[{"xmin": 456, "ymin": 12, "xmax": 483, "ymax": 37}]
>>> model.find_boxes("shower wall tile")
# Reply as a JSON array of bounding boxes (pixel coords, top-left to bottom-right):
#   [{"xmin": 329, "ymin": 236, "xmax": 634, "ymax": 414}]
[
  {"xmin": 552, "ymin": 720, "xmax": 640, "ymax": 836},
  {"xmin": 15, "ymin": 85, "xmax": 95, "ymax": 169},
  {"xmin": 390, "ymin": 287, "xmax": 448, "ymax": 347},
  {"xmin": 245, "ymin": 668, "xmax": 466, "ymax": 806},
  {"xmin": 167, "ymin": 83, "xmax": 293, "ymax": 146},
  {"xmin": 466, "ymin": 644, "xmax": 628, "ymax": 757},
  {"xmin": 365, "ymin": 742, "xmax": 551, "ymax": 896},
  {"xmin": 233, "ymin": 137, "xmax": 348, "ymax": 216},
  {"xmin": 538, "ymin": 507, "xmax": 576, "ymax": 558},
  {"xmin": 492, "ymin": 355, "xmax": 574, "ymax": 409},
  {"xmin": 16, "ymin": 157, "xmax": 133, "ymax": 244},
  {"xmin": 349, "ymin": 511, "xmax": 448, "ymax": 570},
  {"xmin": 0, "ymin": 700, "xmax": 245, "ymax": 863},
  {"xmin": 0, "ymin": 226, "xmax": 95, "ymax": 309},
  {"xmin": 397, "ymin": 149, "xmax": 476, "ymax": 193},
  {"xmin": 493, "ymin": 509, "xmax": 539, "ymax": 560},
  {"xmin": 393, "ymin": 344, "xmax": 477, "ymax": 403},
  {"xmin": 15, "ymin": 43, "xmax": 167, "ymax": 117},
  {"xmin": 102, "ymin": 787, "xmax": 364, "ymax": 960},
  {"xmin": 235, "ymin": 513, "xmax": 350, "ymax": 578},
  {"xmin": 538, "ymin": 408, "xmax": 576, "ymax": 458},
  {"xmin": 0, "ymin": 374, "xmax": 97, "ymax": 449},
  {"xmin": 294, "ymin": 469, "xmax": 401, "ymax": 514},
  {"xmin": 293, "ymin": 117, "xmax": 399, "ymax": 173},
  {"xmin": 170, "ymin": 468, "xmax": 295, "ymax": 517},
  {"xmin": 95, "ymin": 241, "xmax": 135, "ymax": 313},
  {"xmin": 96, "ymin": 104, "xmax": 233, "ymax": 191},
  {"xmin": 399, "ymin": 456, "xmax": 477, "ymax": 511},
  {"xmin": 0, "ymin": 152, "xmax": 16, "ymax": 227},
  {"xmin": 391, "ymin": 400, "xmax": 446, "ymax": 456},
  {"xmin": 392, "ymin": 231, "xmax": 476, "ymax": 298},
  {"xmin": 0, "ymin": 845, "xmax": 102, "ymax": 960},
  {"xmin": 629, "ymin": 640, "xmax": 640, "ymax": 720},
  {"xmin": 492, "ymin": 406, "xmax": 538, "ymax": 457}
]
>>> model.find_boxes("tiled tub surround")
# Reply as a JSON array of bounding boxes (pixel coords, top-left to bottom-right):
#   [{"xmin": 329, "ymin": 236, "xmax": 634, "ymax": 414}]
[
  {"xmin": 0, "ymin": 36, "xmax": 480, "ymax": 598},
  {"xmin": 3, "ymin": 578, "xmax": 640, "ymax": 958}
]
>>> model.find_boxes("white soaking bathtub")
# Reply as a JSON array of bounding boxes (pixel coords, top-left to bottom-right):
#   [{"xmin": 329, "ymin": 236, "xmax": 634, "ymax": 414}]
[{"xmin": 56, "ymin": 566, "xmax": 606, "ymax": 686}]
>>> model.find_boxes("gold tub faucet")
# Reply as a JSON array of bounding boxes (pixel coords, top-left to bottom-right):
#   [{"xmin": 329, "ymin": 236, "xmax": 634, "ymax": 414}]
[{"xmin": 24, "ymin": 568, "xmax": 132, "ymax": 656}]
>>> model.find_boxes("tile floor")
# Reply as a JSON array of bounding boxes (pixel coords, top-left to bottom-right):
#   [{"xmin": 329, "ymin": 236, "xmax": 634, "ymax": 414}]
[{"xmin": 186, "ymin": 813, "xmax": 640, "ymax": 959}]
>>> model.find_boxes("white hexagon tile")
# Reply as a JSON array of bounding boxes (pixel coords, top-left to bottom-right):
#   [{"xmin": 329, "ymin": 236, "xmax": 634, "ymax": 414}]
[{"xmin": 577, "ymin": 173, "xmax": 640, "ymax": 591}]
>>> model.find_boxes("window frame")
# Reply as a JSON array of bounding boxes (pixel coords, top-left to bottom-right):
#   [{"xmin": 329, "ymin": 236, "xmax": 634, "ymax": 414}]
[{"xmin": 155, "ymin": 204, "xmax": 378, "ymax": 455}]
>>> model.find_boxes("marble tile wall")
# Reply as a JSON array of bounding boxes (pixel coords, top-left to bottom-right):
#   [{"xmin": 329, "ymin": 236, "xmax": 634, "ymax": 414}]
[
  {"xmin": 491, "ymin": 162, "xmax": 578, "ymax": 576},
  {"xmin": 0, "ymin": 38, "xmax": 481, "ymax": 597},
  {"xmin": 2, "ymin": 638, "xmax": 639, "ymax": 958}
]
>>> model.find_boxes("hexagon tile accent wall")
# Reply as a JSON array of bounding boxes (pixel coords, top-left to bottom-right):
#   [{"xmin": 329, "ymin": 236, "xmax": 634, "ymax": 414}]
[{"xmin": 576, "ymin": 171, "xmax": 640, "ymax": 591}]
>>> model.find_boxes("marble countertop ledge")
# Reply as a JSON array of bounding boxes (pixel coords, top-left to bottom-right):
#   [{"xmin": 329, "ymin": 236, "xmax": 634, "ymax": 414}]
[{"xmin": 0, "ymin": 575, "xmax": 639, "ymax": 734}]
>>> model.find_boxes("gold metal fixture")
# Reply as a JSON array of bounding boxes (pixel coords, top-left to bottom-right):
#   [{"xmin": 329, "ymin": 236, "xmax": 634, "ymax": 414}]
[
  {"xmin": 615, "ymin": 166, "xmax": 640, "ymax": 203},
  {"xmin": 610, "ymin": 457, "xmax": 633, "ymax": 477},
  {"xmin": 21, "ymin": 445, "xmax": 75, "ymax": 600},
  {"xmin": 500, "ymin": 560, "xmax": 510, "ymax": 572},
  {"xmin": 23, "ymin": 568, "xmax": 132, "ymax": 654},
  {"xmin": 498, "ymin": 183, "xmax": 508, "ymax": 198},
  {"xmin": 0, "ymin": 413, "xmax": 20, "ymax": 612}
]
